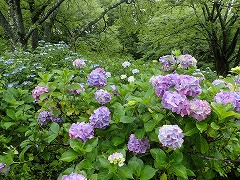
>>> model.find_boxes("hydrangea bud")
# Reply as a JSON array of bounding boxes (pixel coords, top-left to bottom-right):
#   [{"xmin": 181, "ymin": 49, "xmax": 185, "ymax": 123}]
[
  {"xmin": 214, "ymin": 91, "xmax": 235, "ymax": 105},
  {"xmin": 108, "ymin": 152, "xmax": 125, "ymax": 167},
  {"xmin": 127, "ymin": 134, "xmax": 150, "ymax": 154},
  {"xmin": 68, "ymin": 84, "xmax": 85, "ymax": 95},
  {"xmin": 162, "ymin": 91, "xmax": 190, "ymax": 117},
  {"xmin": 158, "ymin": 125, "xmax": 184, "ymax": 150},
  {"xmin": 122, "ymin": 61, "xmax": 131, "ymax": 68},
  {"xmin": 32, "ymin": 86, "xmax": 48, "ymax": 101},
  {"xmin": 94, "ymin": 89, "xmax": 111, "ymax": 104},
  {"xmin": 89, "ymin": 106, "xmax": 111, "ymax": 129},
  {"xmin": 73, "ymin": 59, "xmax": 86, "ymax": 68},
  {"xmin": 87, "ymin": 68, "xmax": 107, "ymax": 88},
  {"xmin": 159, "ymin": 55, "xmax": 176, "ymax": 71},
  {"xmin": 38, "ymin": 111, "xmax": 54, "ymax": 126},
  {"xmin": 69, "ymin": 122, "xmax": 94, "ymax": 142},
  {"xmin": 0, "ymin": 163, "xmax": 10, "ymax": 174},
  {"xmin": 177, "ymin": 54, "xmax": 197, "ymax": 68},
  {"xmin": 189, "ymin": 99, "xmax": 211, "ymax": 121},
  {"xmin": 62, "ymin": 173, "xmax": 87, "ymax": 180}
]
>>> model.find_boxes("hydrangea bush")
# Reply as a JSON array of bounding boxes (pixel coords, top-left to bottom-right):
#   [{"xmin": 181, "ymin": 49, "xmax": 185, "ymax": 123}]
[{"xmin": 0, "ymin": 50, "xmax": 239, "ymax": 180}]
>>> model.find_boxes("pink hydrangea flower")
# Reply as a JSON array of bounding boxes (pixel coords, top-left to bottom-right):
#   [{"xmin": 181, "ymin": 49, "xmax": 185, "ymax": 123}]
[
  {"xmin": 69, "ymin": 122, "xmax": 94, "ymax": 142},
  {"xmin": 62, "ymin": 173, "xmax": 87, "ymax": 180},
  {"xmin": 89, "ymin": 106, "xmax": 111, "ymax": 129},
  {"xmin": 73, "ymin": 59, "xmax": 86, "ymax": 68},
  {"xmin": 189, "ymin": 99, "xmax": 211, "ymax": 121},
  {"xmin": 127, "ymin": 134, "xmax": 150, "ymax": 154},
  {"xmin": 94, "ymin": 89, "xmax": 111, "ymax": 104},
  {"xmin": 32, "ymin": 86, "xmax": 48, "ymax": 101},
  {"xmin": 158, "ymin": 125, "xmax": 184, "ymax": 150}
]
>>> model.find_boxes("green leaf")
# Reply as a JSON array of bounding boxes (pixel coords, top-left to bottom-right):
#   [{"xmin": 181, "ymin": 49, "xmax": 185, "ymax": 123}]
[
  {"xmin": 98, "ymin": 156, "xmax": 110, "ymax": 168},
  {"xmin": 19, "ymin": 145, "xmax": 32, "ymax": 162},
  {"xmin": 60, "ymin": 149, "xmax": 79, "ymax": 162},
  {"xmin": 160, "ymin": 173, "xmax": 167, "ymax": 180},
  {"xmin": 210, "ymin": 122, "xmax": 220, "ymax": 130},
  {"xmin": 142, "ymin": 112, "xmax": 152, "ymax": 122},
  {"xmin": 144, "ymin": 119, "xmax": 156, "ymax": 132},
  {"xmin": 50, "ymin": 122, "xmax": 60, "ymax": 134},
  {"xmin": 6, "ymin": 109, "xmax": 15, "ymax": 119},
  {"xmin": 118, "ymin": 166, "xmax": 133, "ymax": 179},
  {"xmin": 200, "ymin": 136, "xmax": 209, "ymax": 154},
  {"xmin": 170, "ymin": 149, "xmax": 183, "ymax": 163},
  {"xmin": 140, "ymin": 165, "xmax": 157, "ymax": 180},
  {"xmin": 45, "ymin": 132, "xmax": 58, "ymax": 143},
  {"xmin": 128, "ymin": 157, "xmax": 144, "ymax": 177},
  {"xmin": 111, "ymin": 136, "xmax": 125, "ymax": 146},
  {"xmin": 70, "ymin": 138, "xmax": 84, "ymax": 153},
  {"xmin": 2, "ymin": 122, "xmax": 16, "ymax": 129},
  {"xmin": 169, "ymin": 163, "xmax": 188, "ymax": 179},
  {"xmin": 196, "ymin": 121, "xmax": 208, "ymax": 133},
  {"xmin": 184, "ymin": 122, "xmax": 198, "ymax": 136},
  {"xmin": 120, "ymin": 116, "xmax": 135, "ymax": 123},
  {"xmin": 150, "ymin": 148, "xmax": 167, "ymax": 170}
]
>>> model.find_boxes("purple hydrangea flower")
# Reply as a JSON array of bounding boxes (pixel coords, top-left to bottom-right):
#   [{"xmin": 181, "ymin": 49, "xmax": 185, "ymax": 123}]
[
  {"xmin": 127, "ymin": 134, "xmax": 150, "ymax": 154},
  {"xmin": 62, "ymin": 173, "xmax": 87, "ymax": 180},
  {"xmin": 89, "ymin": 106, "xmax": 111, "ymax": 129},
  {"xmin": 158, "ymin": 125, "xmax": 184, "ymax": 150},
  {"xmin": 73, "ymin": 59, "xmax": 86, "ymax": 68},
  {"xmin": 162, "ymin": 91, "xmax": 190, "ymax": 117},
  {"xmin": 212, "ymin": 79, "xmax": 227, "ymax": 86},
  {"xmin": 111, "ymin": 85, "xmax": 119, "ymax": 96},
  {"xmin": 176, "ymin": 54, "xmax": 197, "ymax": 68},
  {"xmin": 52, "ymin": 116, "xmax": 62, "ymax": 124},
  {"xmin": 159, "ymin": 55, "xmax": 176, "ymax": 71},
  {"xmin": 38, "ymin": 111, "xmax": 54, "ymax": 126},
  {"xmin": 32, "ymin": 86, "xmax": 48, "ymax": 101},
  {"xmin": 0, "ymin": 163, "xmax": 10, "ymax": 174},
  {"xmin": 189, "ymin": 99, "xmax": 211, "ymax": 121},
  {"xmin": 214, "ymin": 91, "xmax": 235, "ymax": 105},
  {"xmin": 68, "ymin": 83, "xmax": 85, "ymax": 95},
  {"xmin": 233, "ymin": 92, "xmax": 240, "ymax": 112},
  {"xmin": 234, "ymin": 75, "xmax": 240, "ymax": 84},
  {"xmin": 174, "ymin": 75, "xmax": 202, "ymax": 97},
  {"xmin": 94, "ymin": 89, "xmax": 111, "ymax": 104},
  {"xmin": 69, "ymin": 122, "xmax": 94, "ymax": 142},
  {"xmin": 87, "ymin": 68, "xmax": 107, "ymax": 88}
]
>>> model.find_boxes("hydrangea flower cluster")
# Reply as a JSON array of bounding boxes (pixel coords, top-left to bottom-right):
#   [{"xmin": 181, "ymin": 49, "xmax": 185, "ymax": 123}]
[
  {"xmin": 159, "ymin": 55, "xmax": 176, "ymax": 71},
  {"xmin": 38, "ymin": 111, "xmax": 62, "ymax": 126},
  {"xmin": 87, "ymin": 68, "xmax": 107, "ymax": 88},
  {"xmin": 69, "ymin": 122, "xmax": 94, "ymax": 142},
  {"xmin": 94, "ymin": 89, "xmax": 111, "ymax": 104},
  {"xmin": 158, "ymin": 125, "xmax": 184, "ymax": 150},
  {"xmin": 89, "ymin": 106, "xmax": 111, "ymax": 129},
  {"xmin": 68, "ymin": 84, "xmax": 85, "ymax": 95},
  {"xmin": 0, "ymin": 163, "xmax": 10, "ymax": 174},
  {"xmin": 176, "ymin": 54, "xmax": 197, "ymax": 68},
  {"xmin": 132, "ymin": 69, "xmax": 139, "ymax": 74},
  {"xmin": 212, "ymin": 79, "xmax": 227, "ymax": 86},
  {"xmin": 108, "ymin": 152, "xmax": 125, "ymax": 167},
  {"xmin": 73, "ymin": 59, "xmax": 86, "ymax": 68},
  {"xmin": 62, "ymin": 173, "xmax": 87, "ymax": 180},
  {"xmin": 189, "ymin": 99, "xmax": 211, "ymax": 121},
  {"xmin": 233, "ymin": 92, "xmax": 240, "ymax": 112},
  {"xmin": 122, "ymin": 61, "xmax": 131, "ymax": 68},
  {"xmin": 128, "ymin": 76, "xmax": 135, "ymax": 83},
  {"xmin": 32, "ymin": 86, "xmax": 48, "ymax": 101},
  {"xmin": 111, "ymin": 85, "xmax": 119, "ymax": 96},
  {"xmin": 127, "ymin": 134, "xmax": 150, "ymax": 154}
]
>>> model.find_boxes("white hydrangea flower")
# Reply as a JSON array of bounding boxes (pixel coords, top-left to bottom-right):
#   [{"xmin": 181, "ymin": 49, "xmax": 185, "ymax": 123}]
[
  {"xmin": 108, "ymin": 152, "xmax": 125, "ymax": 167},
  {"xmin": 121, "ymin": 74, "xmax": 127, "ymax": 79},
  {"xmin": 132, "ymin": 69, "xmax": 139, "ymax": 74},
  {"xmin": 105, "ymin": 72, "xmax": 111, "ymax": 78},
  {"xmin": 128, "ymin": 76, "xmax": 135, "ymax": 83},
  {"xmin": 122, "ymin": 61, "xmax": 131, "ymax": 68}
]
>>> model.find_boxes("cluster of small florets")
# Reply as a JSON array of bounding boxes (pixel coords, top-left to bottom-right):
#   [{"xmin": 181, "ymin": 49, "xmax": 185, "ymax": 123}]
[
  {"xmin": 122, "ymin": 61, "xmax": 131, "ymax": 68},
  {"xmin": 69, "ymin": 122, "xmax": 94, "ymax": 142},
  {"xmin": 189, "ymin": 99, "xmax": 211, "ymax": 121},
  {"xmin": 68, "ymin": 83, "xmax": 85, "ymax": 95},
  {"xmin": 108, "ymin": 152, "xmax": 125, "ymax": 167},
  {"xmin": 0, "ymin": 163, "xmax": 10, "ymax": 174},
  {"xmin": 159, "ymin": 55, "xmax": 176, "ymax": 72},
  {"xmin": 38, "ymin": 111, "xmax": 62, "ymax": 126},
  {"xmin": 89, "ymin": 106, "xmax": 111, "ymax": 129},
  {"xmin": 87, "ymin": 68, "xmax": 107, "ymax": 88},
  {"xmin": 158, "ymin": 125, "xmax": 184, "ymax": 150},
  {"xmin": 176, "ymin": 54, "xmax": 197, "ymax": 68},
  {"xmin": 73, "ymin": 59, "xmax": 86, "ymax": 68},
  {"xmin": 62, "ymin": 172, "xmax": 87, "ymax": 180},
  {"xmin": 32, "ymin": 86, "xmax": 48, "ymax": 101},
  {"xmin": 127, "ymin": 134, "xmax": 150, "ymax": 154},
  {"xmin": 94, "ymin": 89, "xmax": 111, "ymax": 104}
]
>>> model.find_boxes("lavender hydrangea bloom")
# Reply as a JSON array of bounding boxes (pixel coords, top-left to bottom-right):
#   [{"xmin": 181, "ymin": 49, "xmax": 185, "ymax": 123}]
[
  {"xmin": 174, "ymin": 75, "xmax": 202, "ymax": 97},
  {"xmin": 89, "ymin": 106, "xmax": 111, "ymax": 129},
  {"xmin": 177, "ymin": 54, "xmax": 197, "ymax": 68},
  {"xmin": 69, "ymin": 122, "xmax": 94, "ymax": 142},
  {"xmin": 62, "ymin": 173, "xmax": 87, "ymax": 180},
  {"xmin": 162, "ymin": 91, "xmax": 190, "ymax": 117},
  {"xmin": 189, "ymin": 99, "xmax": 211, "ymax": 121},
  {"xmin": 94, "ymin": 89, "xmax": 111, "ymax": 104},
  {"xmin": 159, "ymin": 55, "xmax": 176, "ymax": 71},
  {"xmin": 0, "ymin": 163, "xmax": 10, "ymax": 174},
  {"xmin": 111, "ymin": 85, "xmax": 119, "ymax": 96},
  {"xmin": 212, "ymin": 79, "xmax": 227, "ymax": 86},
  {"xmin": 234, "ymin": 76, "xmax": 240, "ymax": 84},
  {"xmin": 158, "ymin": 125, "xmax": 184, "ymax": 150},
  {"xmin": 32, "ymin": 86, "xmax": 48, "ymax": 101},
  {"xmin": 214, "ymin": 91, "xmax": 235, "ymax": 104},
  {"xmin": 68, "ymin": 84, "xmax": 85, "ymax": 95},
  {"xmin": 52, "ymin": 116, "xmax": 62, "ymax": 124},
  {"xmin": 87, "ymin": 68, "xmax": 107, "ymax": 88},
  {"xmin": 38, "ymin": 111, "xmax": 54, "ymax": 126},
  {"xmin": 233, "ymin": 92, "xmax": 240, "ymax": 112},
  {"xmin": 73, "ymin": 59, "xmax": 86, "ymax": 68},
  {"xmin": 127, "ymin": 134, "xmax": 150, "ymax": 154}
]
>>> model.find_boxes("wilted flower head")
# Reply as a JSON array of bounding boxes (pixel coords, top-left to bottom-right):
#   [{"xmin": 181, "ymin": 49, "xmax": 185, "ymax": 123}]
[
  {"xmin": 87, "ymin": 68, "xmax": 107, "ymax": 88},
  {"xmin": 122, "ymin": 61, "xmax": 131, "ymax": 68},
  {"xmin": 162, "ymin": 91, "xmax": 190, "ymax": 117},
  {"xmin": 128, "ymin": 76, "xmax": 135, "ymax": 83},
  {"xmin": 158, "ymin": 125, "xmax": 184, "ymax": 150},
  {"xmin": 94, "ymin": 89, "xmax": 111, "ymax": 104},
  {"xmin": 0, "ymin": 163, "xmax": 10, "ymax": 174},
  {"xmin": 73, "ymin": 59, "xmax": 86, "ymax": 68},
  {"xmin": 177, "ymin": 54, "xmax": 197, "ymax": 68},
  {"xmin": 214, "ymin": 91, "xmax": 235, "ymax": 105},
  {"xmin": 189, "ymin": 99, "xmax": 211, "ymax": 121},
  {"xmin": 62, "ymin": 173, "xmax": 87, "ymax": 180},
  {"xmin": 38, "ymin": 111, "xmax": 54, "ymax": 126},
  {"xmin": 69, "ymin": 122, "xmax": 94, "ymax": 142},
  {"xmin": 159, "ymin": 55, "xmax": 176, "ymax": 71},
  {"xmin": 68, "ymin": 83, "xmax": 85, "ymax": 95},
  {"xmin": 89, "ymin": 106, "xmax": 111, "ymax": 129},
  {"xmin": 127, "ymin": 134, "xmax": 150, "ymax": 154},
  {"xmin": 108, "ymin": 152, "xmax": 125, "ymax": 167},
  {"xmin": 32, "ymin": 86, "xmax": 48, "ymax": 101},
  {"xmin": 132, "ymin": 69, "xmax": 139, "ymax": 74}
]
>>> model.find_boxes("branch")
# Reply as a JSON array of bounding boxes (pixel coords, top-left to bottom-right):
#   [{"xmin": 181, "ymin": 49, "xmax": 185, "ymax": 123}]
[
  {"xmin": 24, "ymin": 0, "xmax": 66, "ymax": 40},
  {"xmin": 192, "ymin": 153, "xmax": 240, "ymax": 163},
  {"xmin": 74, "ymin": 0, "xmax": 130, "ymax": 40}
]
